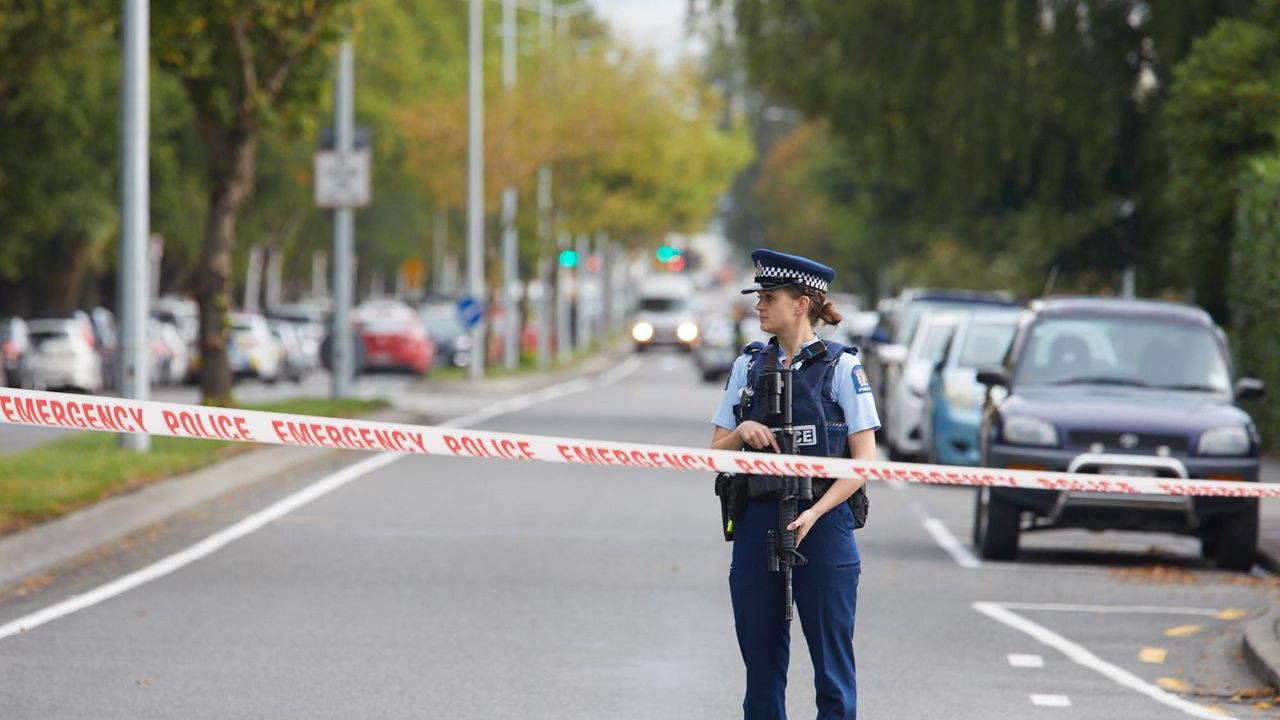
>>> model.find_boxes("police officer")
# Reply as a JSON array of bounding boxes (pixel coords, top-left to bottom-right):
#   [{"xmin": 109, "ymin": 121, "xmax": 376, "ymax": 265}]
[{"xmin": 710, "ymin": 249, "xmax": 880, "ymax": 720}]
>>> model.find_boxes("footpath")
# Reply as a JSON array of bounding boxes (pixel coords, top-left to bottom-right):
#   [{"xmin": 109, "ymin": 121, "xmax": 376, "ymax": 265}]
[
  {"xmin": 0, "ymin": 345, "xmax": 631, "ymax": 594},
  {"xmin": 1243, "ymin": 458, "xmax": 1280, "ymax": 691}
]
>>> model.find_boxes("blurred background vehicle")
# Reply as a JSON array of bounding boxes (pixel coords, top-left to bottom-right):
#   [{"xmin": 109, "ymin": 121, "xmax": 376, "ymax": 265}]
[
  {"xmin": 266, "ymin": 302, "xmax": 326, "ymax": 372},
  {"xmin": 0, "ymin": 317, "xmax": 34, "ymax": 388},
  {"xmin": 975, "ymin": 297, "xmax": 1265, "ymax": 570},
  {"xmin": 25, "ymin": 318, "xmax": 103, "ymax": 392},
  {"xmin": 354, "ymin": 300, "xmax": 435, "ymax": 375},
  {"xmin": 152, "ymin": 296, "xmax": 201, "ymax": 383},
  {"xmin": 883, "ymin": 310, "xmax": 964, "ymax": 460},
  {"xmin": 228, "ymin": 312, "xmax": 282, "ymax": 383},
  {"xmin": 268, "ymin": 318, "xmax": 307, "ymax": 383},
  {"xmin": 147, "ymin": 317, "xmax": 189, "ymax": 386},
  {"xmin": 921, "ymin": 309, "xmax": 1021, "ymax": 466},
  {"xmin": 631, "ymin": 274, "xmax": 699, "ymax": 352},
  {"xmin": 872, "ymin": 288, "xmax": 1021, "ymax": 439},
  {"xmin": 419, "ymin": 300, "xmax": 472, "ymax": 368}
]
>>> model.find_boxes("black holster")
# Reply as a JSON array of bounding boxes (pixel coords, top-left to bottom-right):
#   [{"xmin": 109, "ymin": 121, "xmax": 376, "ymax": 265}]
[{"xmin": 714, "ymin": 473, "xmax": 749, "ymax": 542}]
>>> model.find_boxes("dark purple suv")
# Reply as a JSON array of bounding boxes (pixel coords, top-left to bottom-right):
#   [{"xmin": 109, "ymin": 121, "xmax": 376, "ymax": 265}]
[{"xmin": 975, "ymin": 297, "xmax": 1265, "ymax": 570}]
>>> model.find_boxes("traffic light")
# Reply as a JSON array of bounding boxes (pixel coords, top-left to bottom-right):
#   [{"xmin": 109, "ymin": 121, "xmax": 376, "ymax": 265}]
[
  {"xmin": 655, "ymin": 245, "xmax": 682, "ymax": 263},
  {"xmin": 558, "ymin": 249, "xmax": 579, "ymax": 268}
]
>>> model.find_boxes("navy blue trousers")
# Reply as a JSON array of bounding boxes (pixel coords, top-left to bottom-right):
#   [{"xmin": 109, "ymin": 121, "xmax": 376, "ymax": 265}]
[{"xmin": 729, "ymin": 499, "xmax": 860, "ymax": 720}]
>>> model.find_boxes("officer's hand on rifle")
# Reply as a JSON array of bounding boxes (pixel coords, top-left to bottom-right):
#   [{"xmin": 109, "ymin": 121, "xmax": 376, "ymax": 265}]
[
  {"xmin": 735, "ymin": 420, "xmax": 780, "ymax": 453},
  {"xmin": 787, "ymin": 508, "xmax": 820, "ymax": 546}
]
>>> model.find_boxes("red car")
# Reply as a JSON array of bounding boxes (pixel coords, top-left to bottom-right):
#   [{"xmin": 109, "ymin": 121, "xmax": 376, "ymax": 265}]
[{"xmin": 356, "ymin": 306, "xmax": 436, "ymax": 375}]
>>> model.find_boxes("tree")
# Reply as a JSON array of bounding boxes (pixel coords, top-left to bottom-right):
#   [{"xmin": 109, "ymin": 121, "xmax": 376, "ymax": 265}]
[
  {"xmin": 154, "ymin": 1, "xmax": 351, "ymax": 404},
  {"xmin": 708, "ymin": 0, "xmax": 1250, "ymax": 304},
  {"xmin": 1163, "ymin": 0, "xmax": 1280, "ymax": 316}
]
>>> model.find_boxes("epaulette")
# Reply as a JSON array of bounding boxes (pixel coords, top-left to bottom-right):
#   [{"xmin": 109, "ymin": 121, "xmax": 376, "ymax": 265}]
[
  {"xmin": 742, "ymin": 340, "xmax": 766, "ymax": 355},
  {"xmin": 843, "ymin": 345, "xmax": 860, "ymax": 357}
]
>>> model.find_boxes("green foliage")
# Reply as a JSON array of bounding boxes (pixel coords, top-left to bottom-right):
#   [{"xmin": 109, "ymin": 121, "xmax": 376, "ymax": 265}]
[
  {"xmin": 1163, "ymin": 0, "xmax": 1280, "ymax": 318},
  {"xmin": 715, "ymin": 0, "xmax": 1246, "ymax": 304},
  {"xmin": 1228, "ymin": 154, "xmax": 1280, "ymax": 447}
]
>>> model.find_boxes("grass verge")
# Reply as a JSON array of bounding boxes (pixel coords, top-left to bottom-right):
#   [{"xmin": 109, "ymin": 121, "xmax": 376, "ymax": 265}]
[{"xmin": 0, "ymin": 396, "xmax": 385, "ymax": 536}]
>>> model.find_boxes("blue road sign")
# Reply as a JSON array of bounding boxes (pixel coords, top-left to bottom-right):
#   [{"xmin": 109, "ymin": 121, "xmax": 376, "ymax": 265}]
[{"xmin": 457, "ymin": 296, "xmax": 484, "ymax": 330}]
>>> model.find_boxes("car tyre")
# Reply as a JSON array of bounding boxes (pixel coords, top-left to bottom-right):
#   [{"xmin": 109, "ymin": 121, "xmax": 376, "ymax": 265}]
[
  {"xmin": 977, "ymin": 489, "xmax": 1020, "ymax": 561},
  {"xmin": 1214, "ymin": 505, "xmax": 1258, "ymax": 572}
]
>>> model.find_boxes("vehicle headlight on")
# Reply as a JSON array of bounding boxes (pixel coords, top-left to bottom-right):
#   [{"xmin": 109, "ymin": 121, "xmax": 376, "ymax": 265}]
[
  {"xmin": 454, "ymin": 335, "xmax": 473, "ymax": 351},
  {"xmin": 1002, "ymin": 415, "xmax": 1059, "ymax": 447},
  {"xmin": 943, "ymin": 378, "xmax": 978, "ymax": 409},
  {"xmin": 1197, "ymin": 426, "xmax": 1251, "ymax": 456},
  {"xmin": 632, "ymin": 322, "xmax": 655, "ymax": 342},
  {"xmin": 677, "ymin": 322, "xmax": 699, "ymax": 343}
]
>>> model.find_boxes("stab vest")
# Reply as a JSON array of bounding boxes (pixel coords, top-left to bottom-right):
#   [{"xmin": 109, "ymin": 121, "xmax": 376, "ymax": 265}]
[{"xmin": 732, "ymin": 337, "xmax": 859, "ymax": 459}]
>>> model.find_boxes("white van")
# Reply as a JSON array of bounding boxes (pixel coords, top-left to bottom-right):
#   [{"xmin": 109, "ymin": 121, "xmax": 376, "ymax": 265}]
[{"xmin": 631, "ymin": 275, "xmax": 699, "ymax": 351}]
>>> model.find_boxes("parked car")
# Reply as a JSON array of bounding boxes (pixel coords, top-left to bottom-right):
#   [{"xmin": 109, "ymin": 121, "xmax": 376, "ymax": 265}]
[
  {"xmin": 267, "ymin": 303, "xmax": 327, "ymax": 371},
  {"xmin": 354, "ymin": 301, "xmax": 435, "ymax": 375},
  {"xmin": 25, "ymin": 318, "xmax": 103, "ymax": 392},
  {"xmin": 88, "ymin": 306, "xmax": 119, "ymax": 391},
  {"xmin": 147, "ymin": 317, "xmax": 189, "ymax": 386},
  {"xmin": 152, "ymin": 296, "xmax": 200, "ymax": 382},
  {"xmin": 631, "ymin": 275, "xmax": 699, "ymax": 351},
  {"xmin": 883, "ymin": 311, "xmax": 964, "ymax": 459},
  {"xmin": 921, "ymin": 309, "xmax": 1021, "ymax": 466},
  {"xmin": 0, "ymin": 317, "xmax": 33, "ymax": 388},
  {"xmin": 975, "ymin": 297, "xmax": 1264, "ymax": 570},
  {"xmin": 872, "ymin": 288, "xmax": 1020, "ymax": 433},
  {"xmin": 268, "ymin": 318, "xmax": 307, "ymax": 383},
  {"xmin": 228, "ymin": 312, "xmax": 282, "ymax": 383},
  {"xmin": 419, "ymin": 301, "xmax": 472, "ymax": 368}
]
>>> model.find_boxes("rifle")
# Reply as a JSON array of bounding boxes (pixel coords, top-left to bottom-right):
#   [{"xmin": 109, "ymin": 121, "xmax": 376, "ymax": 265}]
[{"xmin": 761, "ymin": 366, "xmax": 811, "ymax": 622}]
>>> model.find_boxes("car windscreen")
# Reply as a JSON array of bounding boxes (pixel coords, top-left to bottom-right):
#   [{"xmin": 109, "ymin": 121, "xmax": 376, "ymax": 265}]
[
  {"xmin": 913, "ymin": 321, "xmax": 955, "ymax": 365},
  {"xmin": 639, "ymin": 297, "xmax": 687, "ymax": 313},
  {"xmin": 1013, "ymin": 316, "xmax": 1231, "ymax": 392},
  {"xmin": 421, "ymin": 312, "xmax": 463, "ymax": 337},
  {"xmin": 957, "ymin": 321, "xmax": 1017, "ymax": 368},
  {"xmin": 29, "ymin": 330, "xmax": 71, "ymax": 348},
  {"xmin": 363, "ymin": 317, "xmax": 414, "ymax": 334}
]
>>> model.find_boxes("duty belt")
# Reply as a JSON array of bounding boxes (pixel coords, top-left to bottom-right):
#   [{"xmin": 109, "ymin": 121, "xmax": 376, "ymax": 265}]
[{"xmin": 744, "ymin": 474, "xmax": 834, "ymax": 500}]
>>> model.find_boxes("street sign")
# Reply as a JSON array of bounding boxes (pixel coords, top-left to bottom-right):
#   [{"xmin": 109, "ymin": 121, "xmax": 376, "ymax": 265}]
[
  {"xmin": 457, "ymin": 295, "xmax": 484, "ymax": 330},
  {"xmin": 314, "ymin": 150, "xmax": 371, "ymax": 208}
]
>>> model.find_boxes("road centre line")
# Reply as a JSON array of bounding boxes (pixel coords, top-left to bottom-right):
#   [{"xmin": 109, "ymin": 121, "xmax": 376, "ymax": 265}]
[
  {"xmin": 1030, "ymin": 694, "xmax": 1071, "ymax": 707},
  {"xmin": 0, "ymin": 362, "xmax": 639, "ymax": 642},
  {"xmin": 973, "ymin": 601, "xmax": 1236, "ymax": 720},
  {"xmin": 1008, "ymin": 653, "xmax": 1045, "ymax": 668}
]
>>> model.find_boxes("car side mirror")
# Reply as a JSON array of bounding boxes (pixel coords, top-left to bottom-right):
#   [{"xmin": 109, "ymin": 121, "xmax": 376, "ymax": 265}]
[
  {"xmin": 877, "ymin": 343, "xmax": 908, "ymax": 366},
  {"xmin": 976, "ymin": 367, "xmax": 1011, "ymax": 388},
  {"xmin": 1235, "ymin": 377, "xmax": 1265, "ymax": 401}
]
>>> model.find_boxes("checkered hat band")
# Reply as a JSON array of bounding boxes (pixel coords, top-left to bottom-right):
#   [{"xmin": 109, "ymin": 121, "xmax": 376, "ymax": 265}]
[{"xmin": 755, "ymin": 264, "xmax": 828, "ymax": 293}]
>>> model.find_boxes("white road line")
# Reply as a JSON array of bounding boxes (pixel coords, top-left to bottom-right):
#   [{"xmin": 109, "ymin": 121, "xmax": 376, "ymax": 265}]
[
  {"xmin": 1030, "ymin": 694, "xmax": 1071, "ymax": 707},
  {"xmin": 974, "ymin": 602, "xmax": 1236, "ymax": 720},
  {"xmin": 0, "ymin": 362, "xmax": 638, "ymax": 641},
  {"xmin": 1008, "ymin": 653, "xmax": 1045, "ymax": 668},
  {"xmin": 922, "ymin": 518, "xmax": 982, "ymax": 569},
  {"xmin": 996, "ymin": 602, "xmax": 1220, "ymax": 617}
]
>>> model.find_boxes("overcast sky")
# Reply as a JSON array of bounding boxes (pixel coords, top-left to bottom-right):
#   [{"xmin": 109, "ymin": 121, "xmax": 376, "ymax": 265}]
[{"xmin": 590, "ymin": 0, "xmax": 695, "ymax": 64}]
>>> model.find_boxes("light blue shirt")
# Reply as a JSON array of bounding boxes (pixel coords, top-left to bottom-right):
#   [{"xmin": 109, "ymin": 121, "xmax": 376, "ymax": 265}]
[{"xmin": 712, "ymin": 337, "xmax": 881, "ymax": 436}]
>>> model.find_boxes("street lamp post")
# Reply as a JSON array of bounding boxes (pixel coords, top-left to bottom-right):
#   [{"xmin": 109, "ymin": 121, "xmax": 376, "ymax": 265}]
[
  {"xmin": 119, "ymin": 0, "xmax": 150, "ymax": 452},
  {"xmin": 467, "ymin": 0, "xmax": 485, "ymax": 380}
]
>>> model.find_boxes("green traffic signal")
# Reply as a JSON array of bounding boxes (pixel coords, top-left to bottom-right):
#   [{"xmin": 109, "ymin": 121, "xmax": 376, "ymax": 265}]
[
  {"xmin": 559, "ymin": 249, "xmax": 579, "ymax": 267},
  {"xmin": 655, "ymin": 245, "xmax": 682, "ymax": 263}
]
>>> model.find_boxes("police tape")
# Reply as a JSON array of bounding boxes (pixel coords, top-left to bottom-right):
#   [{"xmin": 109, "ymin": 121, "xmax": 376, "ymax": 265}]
[{"xmin": 1, "ymin": 386, "xmax": 1278, "ymax": 499}]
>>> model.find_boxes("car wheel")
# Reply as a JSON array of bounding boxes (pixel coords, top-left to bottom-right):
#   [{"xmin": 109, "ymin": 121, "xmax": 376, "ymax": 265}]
[
  {"xmin": 977, "ymin": 489, "xmax": 1020, "ymax": 561},
  {"xmin": 1214, "ymin": 505, "xmax": 1258, "ymax": 572},
  {"xmin": 1197, "ymin": 518, "xmax": 1221, "ymax": 559},
  {"xmin": 972, "ymin": 488, "xmax": 987, "ymax": 547}
]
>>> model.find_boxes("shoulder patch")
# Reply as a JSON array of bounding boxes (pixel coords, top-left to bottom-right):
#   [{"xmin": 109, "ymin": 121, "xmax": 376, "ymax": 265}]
[
  {"xmin": 851, "ymin": 363, "xmax": 872, "ymax": 395},
  {"xmin": 742, "ymin": 340, "xmax": 766, "ymax": 355}
]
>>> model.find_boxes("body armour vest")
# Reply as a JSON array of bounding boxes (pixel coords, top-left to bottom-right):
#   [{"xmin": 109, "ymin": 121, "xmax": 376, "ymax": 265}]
[{"xmin": 733, "ymin": 337, "xmax": 857, "ymax": 459}]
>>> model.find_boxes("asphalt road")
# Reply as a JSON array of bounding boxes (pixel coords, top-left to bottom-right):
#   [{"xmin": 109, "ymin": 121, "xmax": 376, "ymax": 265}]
[{"xmin": 0, "ymin": 351, "xmax": 1277, "ymax": 719}]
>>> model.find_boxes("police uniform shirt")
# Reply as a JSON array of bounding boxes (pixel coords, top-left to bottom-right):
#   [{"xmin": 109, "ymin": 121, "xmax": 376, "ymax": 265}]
[{"xmin": 711, "ymin": 336, "xmax": 881, "ymax": 435}]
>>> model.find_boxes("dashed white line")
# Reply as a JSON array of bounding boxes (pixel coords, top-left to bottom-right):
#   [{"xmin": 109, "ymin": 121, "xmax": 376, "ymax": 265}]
[
  {"xmin": 1030, "ymin": 694, "xmax": 1071, "ymax": 707},
  {"xmin": 922, "ymin": 518, "xmax": 982, "ymax": 569},
  {"xmin": 974, "ymin": 601, "xmax": 1236, "ymax": 720},
  {"xmin": 0, "ymin": 361, "xmax": 640, "ymax": 641},
  {"xmin": 1008, "ymin": 653, "xmax": 1045, "ymax": 668}
]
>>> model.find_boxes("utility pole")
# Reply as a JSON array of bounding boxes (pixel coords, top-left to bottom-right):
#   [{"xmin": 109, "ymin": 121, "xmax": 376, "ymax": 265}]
[
  {"xmin": 331, "ymin": 36, "xmax": 356, "ymax": 398},
  {"xmin": 501, "ymin": 0, "xmax": 520, "ymax": 370},
  {"xmin": 467, "ymin": 0, "xmax": 485, "ymax": 380},
  {"xmin": 119, "ymin": 0, "xmax": 149, "ymax": 452}
]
